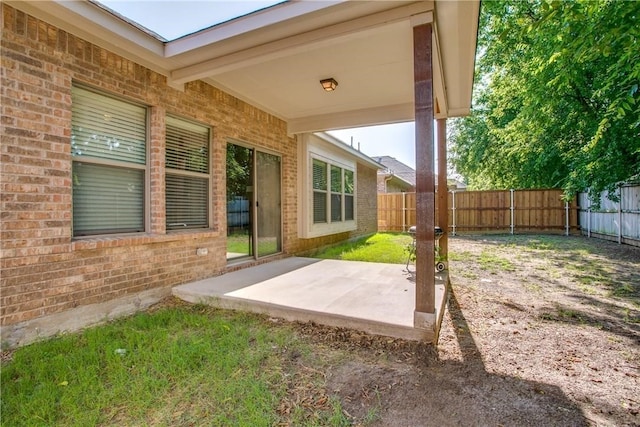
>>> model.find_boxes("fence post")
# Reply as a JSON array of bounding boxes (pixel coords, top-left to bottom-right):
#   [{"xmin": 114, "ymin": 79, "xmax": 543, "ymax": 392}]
[
  {"xmin": 587, "ymin": 196, "xmax": 591, "ymax": 238},
  {"xmin": 618, "ymin": 184, "xmax": 622, "ymax": 245},
  {"xmin": 565, "ymin": 200, "xmax": 569, "ymax": 236},
  {"xmin": 510, "ymin": 189, "xmax": 515, "ymax": 235},
  {"xmin": 451, "ymin": 190, "xmax": 457, "ymax": 236},
  {"xmin": 402, "ymin": 192, "xmax": 407, "ymax": 232}
]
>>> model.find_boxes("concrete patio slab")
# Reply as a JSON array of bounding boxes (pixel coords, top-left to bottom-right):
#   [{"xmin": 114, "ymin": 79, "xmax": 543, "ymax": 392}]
[{"xmin": 172, "ymin": 257, "xmax": 448, "ymax": 342}]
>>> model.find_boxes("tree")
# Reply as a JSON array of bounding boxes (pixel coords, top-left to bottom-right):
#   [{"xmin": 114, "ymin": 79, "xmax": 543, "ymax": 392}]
[{"xmin": 450, "ymin": 0, "xmax": 640, "ymax": 202}]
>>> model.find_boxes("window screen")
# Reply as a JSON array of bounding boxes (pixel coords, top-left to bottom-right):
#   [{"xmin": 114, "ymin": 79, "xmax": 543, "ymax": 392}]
[
  {"xmin": 344, "ymin": 170, "xmax": 354, "ymax": 220},
  {"xmin": 72, "ymin": 163, "xmax": 144, "ymax": 234},
  {"xmin": 71, "ymin": 86, "xmax": 146, "ymax": 236},
  {"xmin": 71, "ymin": 87, "xmax": 146, "ymax": 164},
  {"xmin": 312, "ymin": 159, "xmax": 327, "ymax": 191},
  {"xmin": 312, "ymin": 159, "xmax": 327, "ymax": 223},
  {"xmin": 165, "ymin": 116, "xmax": 210, "ymax": 230},
  {"xmin": 330, "ymin": 165, "xmax": 342, "ymax": 221}
]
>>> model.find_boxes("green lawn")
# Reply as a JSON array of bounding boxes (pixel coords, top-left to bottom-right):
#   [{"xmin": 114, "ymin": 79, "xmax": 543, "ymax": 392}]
[
  {"xmin": 1, "ymin": 306, "xmax": 350, "ymax": 426},
  {"xmin": 310, "ymin": 233, "xmax": 413, "ymax": 264}
]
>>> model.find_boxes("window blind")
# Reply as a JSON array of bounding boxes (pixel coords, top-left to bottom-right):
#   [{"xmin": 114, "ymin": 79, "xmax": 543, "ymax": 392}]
[
  {"xmin": 344, "ymin": 169, "xmax": 354, "ymax": 220},
  {"xmin": 313, "ymin": 192, "xmax": 327, "ymax": 223},
  {"xmin": 330, "ymin": 165, "xmax": 342, "ymax": 193},
  {"xmin": 312, "ymin": 159, "xmax": 327, "ymax": 190},
  {"xmin": 345, "ymin": 195, "xmax": 354, "ymax": 221},
  {"xmin": 344, "ymin": 170, "xmax": 354, "ymax": 194},
  {"xmin": 71, "ymin": 86, "xmax": 147, "ymax": 236},
  {"xmin": 331, "ymin": 193, "xmax": 342, "ymax": 222},
  {"xmin": 312, "ymin": 159, "xmax": 328, "ymax": 223},
  {"xmin": 166, "ymin": 116, "xmax": 209, "ymax": 173},
  {"xmin": 72, "ymin": 162, "xmax": 144, "ymax": 235},
  {"xmin": 71, "ymin": 86, "xmax": 146, "ymax": 165},
  {"xmin": 166, "ymin": 116, "xmax": 210, "ymax": 230},
  {"xmin": 166, "ymin": 175, "xmax": 208, "ymax": 228}
]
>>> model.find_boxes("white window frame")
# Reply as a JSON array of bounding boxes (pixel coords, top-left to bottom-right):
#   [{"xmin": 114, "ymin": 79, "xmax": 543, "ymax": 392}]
[{"xmin": 299, "ymin": 134, "xmax": 357, "ymax": 238}]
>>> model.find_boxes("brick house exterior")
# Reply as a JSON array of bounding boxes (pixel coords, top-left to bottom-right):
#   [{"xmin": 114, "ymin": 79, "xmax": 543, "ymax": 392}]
[{"xmin": 0, "ymin": 4, "xmax": 379, "ymax": 348}]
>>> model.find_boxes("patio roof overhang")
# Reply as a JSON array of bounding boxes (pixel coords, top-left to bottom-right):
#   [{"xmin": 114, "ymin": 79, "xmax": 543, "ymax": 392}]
[{"xmin": 7, "ymin": 0, "xmax": 479, "ymax": 135}]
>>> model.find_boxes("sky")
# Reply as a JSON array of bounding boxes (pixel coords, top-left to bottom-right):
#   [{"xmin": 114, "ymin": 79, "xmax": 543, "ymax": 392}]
[
  {"xmin": 328, "ymin": 123, "xmax": 417, "ymax": 169},
  {"xmin": 99, "ymin": 1, "xmax": 284, "ymax": 40}
]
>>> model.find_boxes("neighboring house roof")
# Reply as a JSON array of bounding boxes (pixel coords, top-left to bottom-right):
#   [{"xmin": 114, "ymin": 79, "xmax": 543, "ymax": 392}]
[
  {"xmin": 10, "ymin": 1, "xmax": 480, "ymax": 134},
  {"xmin": 447, "ymin": 178, "xmax": 467, "ymax": 190},
  {"xmin": 374, "ymin": 156, "xmax": 468, "ymax": 191},
  {"xmin": 373, "ymin": 156, "xmax": 416, "ymax": 187}
]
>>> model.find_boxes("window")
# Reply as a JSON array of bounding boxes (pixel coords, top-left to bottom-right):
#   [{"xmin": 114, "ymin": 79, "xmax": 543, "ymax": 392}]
[
  {"xmin": 345, "ymin": 170, "xmax": 354, "ymax": 221},
  {"xmin": 312, "ymin": 159, "xmax": 327, "ymax": 223},
  {"xmin": 311, "ymin": 158, "xmax": 355, "ymax": 226},
  {"xmin": 71, "ymin": 86, "xmax": 146, "ymax": 236},
  {"xmin": 299, "ymin": 133, "xmax": 360, "ymax": 238},
  {"xmin": 165, "ymin": 116, "xmax": 210, "ymax": 230},
  {"xmin": 330, "ymin": 165, "xmax": 342, "ymax": 222}
]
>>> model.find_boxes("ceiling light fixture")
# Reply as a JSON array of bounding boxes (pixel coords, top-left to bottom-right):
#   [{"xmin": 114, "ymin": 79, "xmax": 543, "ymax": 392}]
[{"xmin": 320, "ymin": 78, "xmax": 338, "ymax": 92}]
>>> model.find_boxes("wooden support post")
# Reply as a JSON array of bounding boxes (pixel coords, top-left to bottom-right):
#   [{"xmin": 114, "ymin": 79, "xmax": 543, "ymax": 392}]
[
  {"xmin": 437, "ymin": 118, "xmax": 448, "ymax": 261},
  {"xmin": 413, "ymin": 22, "xmax": 435, "ymax": 322}
]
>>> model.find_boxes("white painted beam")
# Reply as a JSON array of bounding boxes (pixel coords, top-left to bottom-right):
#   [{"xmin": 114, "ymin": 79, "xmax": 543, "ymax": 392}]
[
  {"xmin": 165, "ymin": 1, "xmax": 348, "ymax": 57},
  {"xmin": 287, "ymin": 103, "xmax": 414, "ymax": 135}
]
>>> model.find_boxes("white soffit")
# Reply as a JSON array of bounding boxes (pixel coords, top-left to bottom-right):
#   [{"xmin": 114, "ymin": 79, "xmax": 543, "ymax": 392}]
[{"xmin": 6, "ymin": 0, "xmax": 478, "ymax": 132}]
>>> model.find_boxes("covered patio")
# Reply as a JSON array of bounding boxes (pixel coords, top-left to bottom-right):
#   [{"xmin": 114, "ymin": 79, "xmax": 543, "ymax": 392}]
[
  {"xmin": 160, "ymin": 0, "xmax": 480, "ymax": 342},
  {"xmin": 173, "ymin": 257, "xmax": 448, "ymax": 342},
  {"xmin": 7, "ymin": 0, "xmax": 479, "ymax": 343}
]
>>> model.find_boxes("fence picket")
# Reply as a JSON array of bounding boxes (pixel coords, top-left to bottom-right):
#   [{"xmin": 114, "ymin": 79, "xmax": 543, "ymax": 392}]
[{"xmin": 378, "ymin": 189, "xmax": 581, "ymax": 236}]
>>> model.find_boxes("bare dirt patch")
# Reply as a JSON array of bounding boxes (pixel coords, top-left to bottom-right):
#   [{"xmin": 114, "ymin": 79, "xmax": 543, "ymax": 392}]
[{"xmin": 292, "ymin": 235, "xmax": 640, "ymax": 426}]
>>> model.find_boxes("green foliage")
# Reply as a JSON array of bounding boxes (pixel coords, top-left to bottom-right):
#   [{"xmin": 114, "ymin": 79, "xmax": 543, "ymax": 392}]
[
  {"xmin": 226, "ymin": 143, "xmax": 252, "ymax": 202},
  {"xmin": 450, "ymin": 0, "xmax": 640, "ymax": 202}
]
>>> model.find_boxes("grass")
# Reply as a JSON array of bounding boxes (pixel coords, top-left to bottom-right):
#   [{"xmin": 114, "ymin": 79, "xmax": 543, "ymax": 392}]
[
  {"xmin": 477, "ymin": 250, "xmax": 515, "ymax": 273},
  {"xmin": 227, "ymin": 232, "xmax": 251, "ymax": 255},
  {"xmin": 227, "ymin": 233, "xmax": 279, "ymax": 257},
  {"xmin": 311, "ymin": 233, "xmax": 413, "ymax": 264},
  {"xmin": 1, "ymin": 305, "xmax": 350, "ymax": 426}
]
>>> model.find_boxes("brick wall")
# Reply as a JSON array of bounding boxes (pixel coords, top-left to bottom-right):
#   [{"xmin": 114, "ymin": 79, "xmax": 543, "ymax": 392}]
[
  {"xmin": 356, "ymin": 163, "xmax": 378, "ymax": 236},
  {"xmin": 0, "ymin": 4, "xmax": 378, "ymax": 339}
]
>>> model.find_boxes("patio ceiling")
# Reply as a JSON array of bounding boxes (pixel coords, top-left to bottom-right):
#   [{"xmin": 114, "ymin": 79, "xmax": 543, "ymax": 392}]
[{"xmin": 9, "ymin": 0, "xmax": 479, "ymax": 135}]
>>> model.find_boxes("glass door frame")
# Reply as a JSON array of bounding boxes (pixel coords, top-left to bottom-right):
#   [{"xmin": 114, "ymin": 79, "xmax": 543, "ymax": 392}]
[{"xmin": 226, "ymin": 140, "xmax": 283, "ymax": 263}]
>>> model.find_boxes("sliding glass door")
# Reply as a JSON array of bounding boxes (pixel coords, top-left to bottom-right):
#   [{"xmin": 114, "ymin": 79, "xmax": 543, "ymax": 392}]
[
  {"xmin": 226, "ymin": 144, "xmax": 253, "ymax": 260},
  {"xmin": 226, "ymin": 143, "xmax": 281, "ymax": 261},
  {"xmin": 256, "ymin": 151, "xmax": 281, "ymax": 257}
]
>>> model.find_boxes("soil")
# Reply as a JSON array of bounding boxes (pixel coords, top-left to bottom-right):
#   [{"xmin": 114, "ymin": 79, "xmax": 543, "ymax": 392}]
[{"xmin": 290, "ymin": 235, "xmax": 640, "ymax": 427}]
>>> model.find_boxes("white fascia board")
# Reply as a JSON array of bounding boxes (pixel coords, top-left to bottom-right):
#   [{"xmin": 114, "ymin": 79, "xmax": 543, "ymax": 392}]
[
  {"xmin": 435, "ymin": 0, "xmax": 480, "ymax": 119},
  {"xmin": 169, "ymin": 2, "xmax": 432, "ymax": 85},
  {"xmin": 409, "ymin": 11, "xmax": 433, "ymax": 27},
  {"xmin": 389, "ymin": 174, "xmax": 415, "ymax": 188},
  {"xmin": 431, "ymin": 19, "xmax": 448, "ymax": 118},
  {"xmin": 287, "ymin": 103, "xmax": 415, "ymax": 136},
  {"xmin": 312, "ymin": 132, "xmax": 382, "ymax": 170},
  {"xmin": 165, "ymin": 1, "xmax": 347, "ymax": 57}
]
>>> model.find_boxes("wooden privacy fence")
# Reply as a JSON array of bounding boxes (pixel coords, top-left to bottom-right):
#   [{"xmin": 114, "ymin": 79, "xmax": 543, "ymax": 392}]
[
  {"xmin": 578, "ymin": 183, "xmax": 640, "ymax": 247},
  {"xmin": 378, "ymin": 189, "xmax": 579, "ymax": 234}
]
